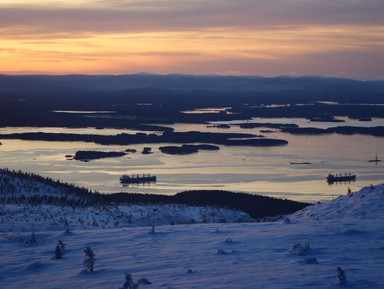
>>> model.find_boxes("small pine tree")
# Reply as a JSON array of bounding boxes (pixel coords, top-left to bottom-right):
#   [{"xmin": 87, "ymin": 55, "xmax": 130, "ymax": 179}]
[
  {"xmin": 92, "ymin": 217, "xmax": 98, "ymax": 227},
  {"xmin": 149, "ymin": 224, "xmax": 155, "ymax": 234},
  {"xmin": 120, "ymin": 273, "xmax": 134, "ymax": 289},
  {"xmin": 58, "ymin": 240, "xmax": 65, "ymax": 250},
  {"xmin": 26, "ymin": 232, "xmax": 36, "ymax": 244},
  {"xmin": 83, "ymin": 246, "xmax": 96, "ymax": 272},
  {"xmin": 336, "ymin": 266, "xmax": 346, "ymax": 285},
  {"xmin": 55, "ymin": 244, "xmax": 63, "ymax": 259},
  {"xmin": 64, "ymin": 217, "xmax": 70, "ymax": 234},
  {"xmin": 31, "ymin": 232, "xmax": 36, "ymax": 243},
  {"xmin": 54, "ymin": 240, "xmax": 65, "ymax": 259}
]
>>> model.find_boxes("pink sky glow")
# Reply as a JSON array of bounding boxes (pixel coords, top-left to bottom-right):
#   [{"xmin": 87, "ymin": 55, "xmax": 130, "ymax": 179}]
[{"xmin": 1, "ymin": 0, "xmax": 384, "ymax": 79}]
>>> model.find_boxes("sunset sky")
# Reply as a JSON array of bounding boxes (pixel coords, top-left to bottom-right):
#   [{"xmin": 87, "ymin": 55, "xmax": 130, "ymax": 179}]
[{"xmin": 1, "ymin": 0, "xmax": 383, "ymax": 79}]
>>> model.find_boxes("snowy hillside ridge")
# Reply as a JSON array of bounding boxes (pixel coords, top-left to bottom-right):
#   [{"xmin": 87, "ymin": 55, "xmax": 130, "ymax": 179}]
[
  {"xmin": 0, "ymin": 168, "xmax": 309, "ymax": 220},
  {"xmin": 0, "ymin": 203, "xmax": 253, "ymax": 232},
  {"xmin": 0, "ymin": 169, "xmax": 253, "ymax": 231},
  {"xmin": 289, "ymin": 184, "xmax": 384, "ymax": 221},
  {"xmin": 0, "ymin": 168, "xmax": 101, "ymax": 206}
]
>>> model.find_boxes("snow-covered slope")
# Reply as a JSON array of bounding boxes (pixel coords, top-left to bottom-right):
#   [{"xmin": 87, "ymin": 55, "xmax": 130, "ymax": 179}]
[
  {"xmin": 1, "ymin": 181, "xmax": 384, "ymax": 288},
  {"xmin": 0, "ymin": 203, "xmax": 252, "ymax": 232},
  {"xmin": 0, "ymin": 169, "xmax": 254, "ymax": 232},
  {"xmin": 290, "ymin": 184, "xmax": 384, "ymax": 221}
]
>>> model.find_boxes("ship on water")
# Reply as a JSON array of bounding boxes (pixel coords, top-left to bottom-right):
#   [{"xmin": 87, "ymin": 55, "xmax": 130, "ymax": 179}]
[
  {"xmin": 120, "ymin": 174, "xmax": 157, "ymax": 184},
  {"xmin": 327, "ymin": 173, "xmax": 356, "ymax": 184}
]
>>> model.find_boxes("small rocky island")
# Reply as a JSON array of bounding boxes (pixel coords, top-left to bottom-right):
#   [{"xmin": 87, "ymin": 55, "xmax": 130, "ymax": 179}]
[
  {"xmin": 159, "ymin": 144, "xmax": 220, "ymax": 155},
  {"xmin": 73, "ymin": 150, "xmax": 126, "ymax": 161}
]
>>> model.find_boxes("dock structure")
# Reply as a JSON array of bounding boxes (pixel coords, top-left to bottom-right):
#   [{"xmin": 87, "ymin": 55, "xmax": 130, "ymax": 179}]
[{"xmin": 120, "ymin": 174, "xmax": 157, "ymax": 184}]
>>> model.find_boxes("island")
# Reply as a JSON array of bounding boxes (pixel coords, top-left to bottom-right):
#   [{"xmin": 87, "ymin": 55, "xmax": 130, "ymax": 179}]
[
  {"xmin": 0, "ymin": 131, "xmax": 289, "ymax": 147},
  {"xmin": 73, "ymin": 150, "xmax": 126, "ymax": 162},
  {"xmin": 159, "ymin": 144, "xmax": 220, "ymax": 155},
  {"xmin": 281, "ymin": 126, "xmax": 384, "ymax": 136}
]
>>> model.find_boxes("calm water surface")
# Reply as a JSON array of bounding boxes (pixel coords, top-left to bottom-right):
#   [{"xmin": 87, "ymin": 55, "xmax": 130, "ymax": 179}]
[{"xmin": 0, "ymin": 121, "xmax": 383, "ymax": 202}]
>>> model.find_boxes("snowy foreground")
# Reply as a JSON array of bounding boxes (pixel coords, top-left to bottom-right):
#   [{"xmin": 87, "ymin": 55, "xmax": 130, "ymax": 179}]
[{"xmin": 1, "ymin": 184, "xmax": 384, "ymax": 288}]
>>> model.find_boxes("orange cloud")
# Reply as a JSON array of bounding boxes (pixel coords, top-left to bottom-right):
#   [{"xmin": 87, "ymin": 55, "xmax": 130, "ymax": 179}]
[{"xmin": 1, "ymin": 1, "xmax": 383, "ymax": 78}]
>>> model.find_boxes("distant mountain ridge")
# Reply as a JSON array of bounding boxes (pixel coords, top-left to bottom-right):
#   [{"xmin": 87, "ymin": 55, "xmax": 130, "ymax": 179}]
[{"xmin": 1, "ymin": 74, "xmax": 384, "ymax": 94}]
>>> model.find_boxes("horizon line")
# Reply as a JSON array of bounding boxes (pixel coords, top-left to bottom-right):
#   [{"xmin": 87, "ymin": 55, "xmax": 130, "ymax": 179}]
[{"xmin": 1, "ymin": 72, "xmax": 383, "ymax": 82}]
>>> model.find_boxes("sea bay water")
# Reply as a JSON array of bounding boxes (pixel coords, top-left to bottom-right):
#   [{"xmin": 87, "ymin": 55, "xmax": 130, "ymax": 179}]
[{"xmin": 0, "ymin": 120, "xmax": 383, "ymax": 202}]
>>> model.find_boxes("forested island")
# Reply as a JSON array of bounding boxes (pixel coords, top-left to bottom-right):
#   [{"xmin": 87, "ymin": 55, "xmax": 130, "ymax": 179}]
[
  {"xmin": 0, "ymin": 131, "xmax": 289, "ymax": 147},
  {"xmin": 159, "ymin": 144, "xmax": 220, "ymax": 155},
  {"xmin": 73, "ymin": 151, "xmax": 127, "ymax": 161}
]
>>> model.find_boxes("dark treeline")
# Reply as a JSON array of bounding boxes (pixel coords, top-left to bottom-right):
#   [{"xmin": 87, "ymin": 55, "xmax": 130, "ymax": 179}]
[
  {"xmin": 0, "ymin": 169, "xmax": 310, "ymax": 219},
  {"xmin": 177, "ymin": 190, "xmax": 309, "ymax": 219},
  {"xmin": 102, "ymin": 191, "xmax": 310, "ymax": 219}
]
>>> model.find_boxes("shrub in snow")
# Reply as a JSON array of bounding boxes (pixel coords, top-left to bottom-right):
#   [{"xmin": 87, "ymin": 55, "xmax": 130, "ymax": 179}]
[
  {"xmin": 26, "ymin": 232, "xmax": 36, "ymax": 244},
  {"xmin": 370, "ymin": 184, "xmax": 375, "ymax": 190},
  {"xmin": 120, "ymin": 273, "xmax": 152, "ymax": 289},
  {"xmin": 283, "ymin": 217, "xmax": 291, "ymax": 224},
  {"xmin": 218, "ymin": 217, "xmax": 227, "ymax": 223},
  {"xmin": 289, "ymin": 241, "xmax": 310, "ymax": 256},
  {"xmin": 336, "ymin": 266, "xmax": 346, "ymax": 285},
  {"xmin": 26, "ymin": 261, "xmax": 44, "ymax": 270},
  {"xmin": 224, "ymin": 238, "xmax": 233, "ymax": 244},
  {"xmin": 83, "ymin": 246, "xmax": 96, "ymax": 272},
  {"xmin": 303, "ymin": 257, "xmax": 318, "ymax": 264},
  {"xmin": 217, "ymin": 248, "xmax": 229, "ymax": 255},
  {"xmin": 7, "ymin": 234, "xmax": 23, "ymax": 242}
]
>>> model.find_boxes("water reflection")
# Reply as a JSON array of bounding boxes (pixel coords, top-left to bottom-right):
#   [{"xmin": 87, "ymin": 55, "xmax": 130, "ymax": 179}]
[{"xmin": 0, "ymin": 126, "xmax": 383, "ymax": 202}]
